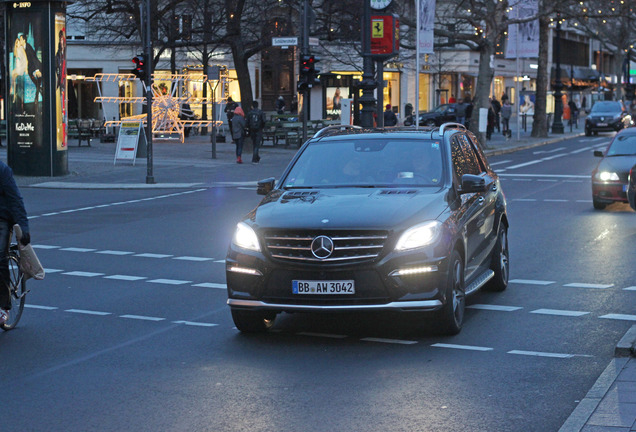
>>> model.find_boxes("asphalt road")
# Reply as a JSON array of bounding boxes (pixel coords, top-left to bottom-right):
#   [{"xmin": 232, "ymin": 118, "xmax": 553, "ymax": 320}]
[{"xmin": 1, "ymin": 134, "xmax": 634, "ymax": 431}]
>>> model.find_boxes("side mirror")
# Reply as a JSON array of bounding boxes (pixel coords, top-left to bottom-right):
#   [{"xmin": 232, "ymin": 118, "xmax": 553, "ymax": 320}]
[
  {"xmin": 593, "ymin": 150, "xmax": 604, "ymax": 158},
  {"xmin": 257, "ymin": 177, "xmax": 276, "ymax": 195},
  {"xmin": 460, "ymin": 174, "xmax": 487, "ymax": 194}
]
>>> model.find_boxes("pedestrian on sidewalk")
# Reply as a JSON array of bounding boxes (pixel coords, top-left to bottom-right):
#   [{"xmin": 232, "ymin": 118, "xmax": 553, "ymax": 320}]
[
  {"xmin": 384, "ymin": 104, "xmax": 398, "ymax": 126},
  {"xmin": 456, "ymin": 98, "xmax": 467, "ymax": 126},
  {"xmin": 464, "ymin": 96, "xmax": 473, "ymax": 128},
  {"xmin": 486, "ymin": 99, "xmax": 496, "ymax": 140},
  {"xmin": 247, "ymin": 101, "xmax": 266, "ymax": 164},
  {"xmin": 275, "ymin": 96, "xmax": 286, "ymax": 115},
  {"xmin": 224, "ymin": 97, "xmax": 238, "ymax": 139},
  {"xmin": 501, "ymin": 99, "xmax": 512, "ymax": 138},
  {"xmin": 491, "ymin": 97, "xmax": 502, "ymax": 133},
  {"xmin": 231, "ymin": 106, "xmax": 247, "ymax": 164}
]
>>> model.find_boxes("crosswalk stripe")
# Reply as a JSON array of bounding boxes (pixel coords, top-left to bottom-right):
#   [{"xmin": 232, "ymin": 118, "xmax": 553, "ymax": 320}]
[
  {"xmin": 599, "ymin": 314, "xmax": 636, "ymax": 321},
  {"xmin": 65, "ymin": 309, "xmax": 111, "ymax": 316},
  {"xmin": 510, "ymin": 279, "xmax": 555, "ymax": 285},
  {"xmin": 192, "ymin": 283, "xmax": 226, "ymax": 289},
  {"xmin": 432, "ymin": 343, "xmax": 493, "ymax": 351},
  {"xmin": 468, "ymin": 304, "xmax": 522, "ymax": 312},
  {"xmin": 362, "ymin": 337, "xmax": 418, "ymax": 345},
  {"xmin": 564, "ymin": 283, "xmax": 613, "ymax": 289},
  {"xmin": 146, "ymin": 279, "xmax": 192, "ymax": 285},
  {"xmin": 530, "ymin": 309, "xmax": 589, "ymax": 317}
]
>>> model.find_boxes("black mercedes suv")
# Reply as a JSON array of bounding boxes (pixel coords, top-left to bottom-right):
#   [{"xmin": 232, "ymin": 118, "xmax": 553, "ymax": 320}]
[{"xmin": 226, "ymin": 123, "xmax": 509, "ymax": 335}]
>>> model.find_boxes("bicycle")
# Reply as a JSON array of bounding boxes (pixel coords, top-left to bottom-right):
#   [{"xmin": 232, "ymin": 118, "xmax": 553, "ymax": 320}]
[{"xmin": 1, "ymin": 233, "xmax": 27, "ymax": 331}]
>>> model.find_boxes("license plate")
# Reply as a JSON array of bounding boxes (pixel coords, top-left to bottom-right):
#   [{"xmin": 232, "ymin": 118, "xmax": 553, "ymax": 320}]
[
  {"xmin": 293, "ymin": 280, "xmax": 355, "ymax": 294},
  {"xmin": 597, "ymin": 123, "xmax": 607, "ymax": 127}
]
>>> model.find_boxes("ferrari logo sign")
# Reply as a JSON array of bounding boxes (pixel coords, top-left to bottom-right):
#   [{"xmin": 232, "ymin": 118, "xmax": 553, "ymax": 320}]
[
  {"xmin": 370, "ymin": 15, "xmax": 399, "ymax": 57},
  {"xmin": 372, "ymin": 19, "xmax": 384, "ymax": 38}
]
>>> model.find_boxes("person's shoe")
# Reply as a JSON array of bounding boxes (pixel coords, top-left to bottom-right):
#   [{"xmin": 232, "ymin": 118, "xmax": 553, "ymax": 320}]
[
  {"xmin": 0, "ymin": 309, "xmax": 8, "ymax": 325},
  {"xmin": 237, "ymin": 157, "xmax": 243, "ymax": 164},
  {"xmin": 252, "ymin": 159, "xmax": 259, "ymax": 164}
]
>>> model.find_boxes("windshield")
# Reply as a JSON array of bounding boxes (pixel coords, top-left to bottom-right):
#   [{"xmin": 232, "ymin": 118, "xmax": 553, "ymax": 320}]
[
  {"xmin": 591, "ymin": 102, "xmax": 622, "ymax": 114},
  {"xmin": 607, "ymin": 134, "xmax": 636, "ymax": 156},
  {"xmin": 283, "ymin": 138, "xmax": 445, "ymax": 188}
]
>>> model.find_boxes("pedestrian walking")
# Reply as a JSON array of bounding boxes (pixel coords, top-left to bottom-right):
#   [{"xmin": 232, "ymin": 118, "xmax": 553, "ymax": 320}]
[
  {"xmin": 231, "ymin": 106, "xmax": 247, "ymax": 164},
  {"xmin": 180, "ymin": 102, "xmax": 194, "ymax": 138},
  {"xmin": 455, "ymin": 98, "xmax": 467, "ymax": 126},
  {"xmin": 568, "ymin": 99, "xmax": 579, "ymax": 128},
  {"xmin": 501, "ymin": 99, "xmax": 512, "ymax": 138},
  {"xmin": 486, "ymin": 100, "xmax": 496, "ymax": 140},
  {"xmin": 275, "ymin": 96, "xmax": 286, "ymax": 115},
  {"xmin": 464, "ymin": 96, "xmax": 473, "ymax": 128},
  {"xmin": 247, "ymin": 101, "xmax": 266, "ymax": 164},
  {"xmin": 491, "ymin": 97, "xmax": 501, "ymax": 132},
  {"xmin": 224, "ymin": 96, "xmax": 238, "ymax": 131},
  {"xmin": 384, "ymin": 104, "xmax": 398, "ymax": 126},
  {"xmin": 0, "ymin": 161, "xmax": 30, "ymax": 325}
]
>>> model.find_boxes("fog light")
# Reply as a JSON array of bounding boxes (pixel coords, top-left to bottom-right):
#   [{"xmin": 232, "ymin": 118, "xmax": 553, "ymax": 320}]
[
  {"xmin": 390, "ymin": 266, "xmax": 438, "ymax": 276},
  {"xmin": 228, "ymin": 266, "xmax": 263, "ymax": 276}
]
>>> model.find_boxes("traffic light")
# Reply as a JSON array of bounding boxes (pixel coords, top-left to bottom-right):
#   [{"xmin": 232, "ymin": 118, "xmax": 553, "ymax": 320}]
[
  {"xmin": 298, "ymin": 55, "xmax": 321, "ymax": 92},
  {"xmin": 132, "ymin": 55, "xmax": 146, "ymax": 80}
]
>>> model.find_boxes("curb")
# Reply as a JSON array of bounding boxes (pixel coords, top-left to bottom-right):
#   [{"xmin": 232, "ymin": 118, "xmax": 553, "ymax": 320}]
[
  {"xmin": 484, "ymin": 132, "xmax": 585, "ymax": 157},
  {"xmin": 615, "ymin": 324, "xmax": 636, "ymax": 357}
]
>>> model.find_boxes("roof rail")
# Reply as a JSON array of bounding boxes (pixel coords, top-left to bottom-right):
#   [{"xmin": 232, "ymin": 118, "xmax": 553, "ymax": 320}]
[
  {"xmin": 313, "ymin": 124, "xmax": 363, "ymax": 138},
  {"xmin": 439, "ymin": 122, "xmax": 466, "ymax": 135}
]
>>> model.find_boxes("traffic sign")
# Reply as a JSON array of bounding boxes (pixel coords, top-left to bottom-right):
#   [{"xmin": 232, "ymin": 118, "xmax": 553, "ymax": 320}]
[{"xmin": 272, "ymin": 37, "xmax": 298, "ymax": 47}]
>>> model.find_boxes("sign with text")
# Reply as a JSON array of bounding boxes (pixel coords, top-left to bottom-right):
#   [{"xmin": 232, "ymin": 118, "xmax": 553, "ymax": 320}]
[
  {"xmin": 272, "ymin": 37, "xmax": 298, "ymax": 47},
  {"xmin": 114, "ymin": 121, "xmax": 146, "ymax": 165},
  {"xmin": 370, "ymin": 14, "xmax": 399, "ymax": 58}
]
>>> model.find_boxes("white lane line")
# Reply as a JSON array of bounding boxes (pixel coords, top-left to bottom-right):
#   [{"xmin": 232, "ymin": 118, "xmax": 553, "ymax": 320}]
[
  {"xmin": 507, "ymin": 350, "xmax": 588, "ymax": 359},
  {"xmin": 192, "ymin": 283, "xmax": 226, "ymax": 289},
  {"xmin": 534, "ymin": 147, "xmax": 566, "ymax": 154},
  {"xmin": 624, "ymin": 286, "xmax": 636, "ymax": 291},
  {"xmin": 512, "ymin": 178, "xmax": 533, "ymax": 181},
  {"xmin": 214, "ymin": 260, "xmax": 225, "ymax": 263},
  {"xmin": 542, "ymin": 153, "xmax": 567, "ymax": 161},
  {"xmin": 25, "ymin": 304, "xmax": 58, "ymax": 310},
  {"xmin": 60, "ymin": 247, "xmax": 97, "ymax": 252},
  {"xmin": 599, "ymin": 314, "xmax": 636, "ymax": 321},
  {"xmin": 297, "ymin": 332, "xmax": 348, "ymax": 339},
  {"xmin": 537, "ymin": 179, "xmax": 558, "ymax": 182},
  {"xmin": 510, "ymin": 279, "xmax": 555, "ymax": 285},
  {"xmin": 32, "ymin": 245, "xmax": 61, "ymax": 249},
  {"xmin": 146, "ymin": 279, "xmax": 192, "ymax": 285},
  {"xmin": 173, "ymin": 256, "xmax": 214, "ymax": 262},
  {"xmin": 361, "ymin": 337, "xmax": 418, "ymax": 345},
  {"xmin": 43, "ymin": 268, "xmax": 64, "ymax": 273},
  {"xmin": 499, "ymin": 174, "xmax": 589, "ymax": 179},
  {"xmin": 104, "ymin": 275, "xmax": 147, "ymax": 281},
  {"xmin": 172, "ymin": 321, "xmax": 219, "ymax": 327},
  {"xmin": 564, "ymin": 283, "xmax": 614, "ymax": 289},
  {"xmin": 65, "ymin": 309, "xmax": 112, "ymax": 316},
  {"xmin": 96, "ymin": 250, "xmax": 135, "ymax": 256},
  {"xmin": 62, "ymin": 271, "xmax": 105, "ymax": 277},
  {"xmin": 120, "ymin": 315, "xmax": 165, "ymax": 321},
  {"xmin": 576, "ymin": 200, "xmax": 592, "ymax": 203},
  {"xmin": 505, "ymin": 160, "xmax": 544, "ymax": 169},
  {"xmin": 544, "ymin": 199, "xmax": 569, "ymax": 202},
  {"xmin": 512, "ymin": 198, "xmax": 537, "ymax": 201},
  {"xmin": 133, "ymin": 253, "xmax": 173, "ymax": 258},
  {"xmin": 570, "ymin": 146, "xmax": 593, "ymax": 154},
  {"xmin": 432, "ymin": 343, "xmax": 493, "ymax": 352},
  {"xmin": 530, "ymin": 309, "xmax": 590, "ymax": 317},
  {"xmin": 467, "ymin": 304, "xmax": 522, "ymax": 312},
  {"xmin": 489, "ymin": 160, "xmax": 512, "ymax": 166}
]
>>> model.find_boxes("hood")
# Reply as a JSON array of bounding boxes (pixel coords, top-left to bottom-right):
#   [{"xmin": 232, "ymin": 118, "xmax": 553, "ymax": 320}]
[{"xmin": 249, "ymin": 188, "xmax": 447, "ymax": 230}]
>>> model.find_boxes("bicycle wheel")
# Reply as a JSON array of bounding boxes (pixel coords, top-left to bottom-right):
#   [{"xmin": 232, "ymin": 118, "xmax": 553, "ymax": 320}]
[{"xmin": 1, "ymin": 252, "xmax": 26, "ymax": 331}]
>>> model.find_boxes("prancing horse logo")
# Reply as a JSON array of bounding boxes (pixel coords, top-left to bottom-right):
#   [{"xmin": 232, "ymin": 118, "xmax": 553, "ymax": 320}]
[{"xmin": 311, "ymin": 235, "xmax": 334, "ymax": 259}]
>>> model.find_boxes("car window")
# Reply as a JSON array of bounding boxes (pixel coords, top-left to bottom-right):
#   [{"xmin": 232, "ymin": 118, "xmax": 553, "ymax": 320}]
[
  {"xmin": 451, "ymin": 135, "xmax": 482, "ymax": 179},
  {"xmin": 607, "ymin": 134, "xmax": 636, "ymax": 156},
  {"xmin": 591, "ymin": 102, "xmax": 622, "ymax": 113},
  {"xmin": 283, "ymin": 138, "xmax": 445, "ymax": 188}
]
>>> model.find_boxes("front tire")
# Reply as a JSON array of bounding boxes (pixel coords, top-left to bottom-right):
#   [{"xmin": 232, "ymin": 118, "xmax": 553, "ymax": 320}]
[
  {"xmin": 485, "ymin": 225, "xmax": 509, "ymax": 292},
  {"xmin": 593, "ymin": 198, "xmax": 606, "ymax": 210},
  {"xmin": 437, "ymin": 250, "xmax": 465, "ymax": 335},
  {"xmin": 231, "ymin": 309, "xmax": 276, "ymax": 333},
  {"xmin": 1, "ymin": 254, "xmax": 26, "ymax": 331}
]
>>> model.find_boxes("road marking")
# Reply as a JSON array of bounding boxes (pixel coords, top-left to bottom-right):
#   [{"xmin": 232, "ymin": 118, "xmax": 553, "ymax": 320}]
[
  {"xmin": 530, "ymin": 309, "xmax": 590, "ymax": 317},
  {"xmin": 505, "ymin": 160, "xmax": 544, "ymax": 169},
  {"xmin": 146, "ymin": 278, "xmax": 192, "ymax": 285},
  {"xmin": 537, "ymin": 179, "xmax": 558, "ymax": 182},
  {"xmin": 214, "ymin": 260, "xmax": 225, "ymax": 263},
  {"xmin": 25, "ymin": 304, "xmax": 58, "ymax": 310},
  {"xmin": 512, "ymin": 198, "xmax": 537, "ymax": 201},
  {"xmin": 467, "ymin": 304, "xmax": 522, "ymax": 312},
  {"xmin": 570, "ymin": 146, "xmax": 593, "ymax": 154},
  {"xmin": 499, "ymin": 174, "xmax": 589, "ymax": 179},
  {"xmin": 32, "ymin": 245, "xmax": 60, "ymax": 249},
  {"xmin": 507, "ymin": 350, "xmax": 588, "ymax": 359},
  {"xmin": 297, "ymin": 332, "xmax": 348, "ymax": 339},
  {"xmin": 104, "ymin": 275, "xmax": 147, "ymax": 281},
  {"xmin": 624, "ymin": 286, "xmax": 636, "ymax": 291},
  {"xmin": 62, "ymin": 271, "xmax": 105, "ymax": 277},
  {"xmin": 599, "ymin": 314, "xmax": 636, "ymax": 321},
  {"xmin": 489, "ymin": 160, "xmax": 512, "ymax": 166},
  {"xmin": 361, "ymin": 337, "xmax": 418, "ymax": 345},
  {"xmin": 60, "ymin": 247, "xmax": 97, "ymax": 253},
  {"xmin": 43, "ymin": 268, "xmax": 64, "ymax": 273},
  {"xmin": 512, "ymin": 178, "xmax": 533, "ymax": 181},
  {"xmin": 510, "ymin": 279, "xmax": 555, "ymax": 285},
  {"xmin": 534, "ymin": 147, "xmax": 566, "ymax": 154},
  {"xmin": 120, "ymin": 314, "xmax": 165, "ymax": 321},
  {"xmin": 133, "ymin": 253, "xmax": 173, "ymax": 258},
  {"xmin": 544, "ymin": 199, "xmax": 569, "ymax": 202},
  {"xmin": 96, "ymin": 250, "xmax": 134, "ymax": 256},
  {"xmin": 564, "ymin": 283, "xmax": 613, "ymax": 289},
  {"xmin": 173, "ymin": 256, "xmax": 214, "ymax": 262},
  {"xmin": 432, "ymin": 343, "xmax": 493, "ymax": 351},
  {"xmin": 65, "ymin": 309, "xmax": 112, "ymax": 316},
  {"xmin": 172, "ymin": 321, "xmax": 219, "ymax": 327},
  {"xmin": 192, "ymin": 283, "xmax": 226, "ymax": 289}
]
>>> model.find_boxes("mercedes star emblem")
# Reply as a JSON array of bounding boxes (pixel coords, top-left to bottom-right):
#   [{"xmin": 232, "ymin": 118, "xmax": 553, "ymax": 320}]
[{"xmin": 311, "ymin": 235, "xmax": 334, "ymax": 259}]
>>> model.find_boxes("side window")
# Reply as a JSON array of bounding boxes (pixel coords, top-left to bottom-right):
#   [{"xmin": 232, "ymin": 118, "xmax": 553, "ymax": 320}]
[
  {"xmin": 465, "ymin": 133, "xmax": 490, "ymax": 171},
  {"xmin": 451, "ymin": 136, "xmax": 475, "ymax": 181},
  {"xmin": 458, "ymin": 134, "xmax": 482, "ymax": 175}
]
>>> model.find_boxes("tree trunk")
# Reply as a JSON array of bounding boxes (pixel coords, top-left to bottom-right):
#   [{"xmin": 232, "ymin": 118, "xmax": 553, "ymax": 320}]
[
  {"xmin": 229, "ymin": 43, "xmax": 254, "ymax": 112},
  {"xmin": 469, "ymin": 42, "xmax": 494, "ymax": 148},
  {"xmin": 531, "ymin": 13, "xmax": 549, "ymax": 138}
]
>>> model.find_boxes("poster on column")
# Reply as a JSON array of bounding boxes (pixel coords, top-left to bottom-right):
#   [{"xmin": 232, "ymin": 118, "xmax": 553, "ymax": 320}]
[
  {"xmin": 505, "ymin": 0, "xmax": 539, "ymax": 59},
  {"xmin": 55, "ymin": 13, "xmax": 67, "ymax": 151},
  {"xmin": 8, "ymin": 8, "xmax": 44, "ymax": 152},
  {"xmin": 417, "ymin": 0, "xmax": 436, "ymax": 55}
]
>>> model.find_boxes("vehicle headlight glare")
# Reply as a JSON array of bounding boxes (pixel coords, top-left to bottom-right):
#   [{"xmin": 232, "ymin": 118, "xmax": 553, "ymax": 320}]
[
  {"xmin": 395, "ymin": 221, "xmax": 442, "ymax": 251},
  {"xmin": 233, "ymin": 222, "xmax": 261, "ymax": 251},
  {"xmin": 597, "ymin": 171, "xmax": 619, "ymax": 182}
]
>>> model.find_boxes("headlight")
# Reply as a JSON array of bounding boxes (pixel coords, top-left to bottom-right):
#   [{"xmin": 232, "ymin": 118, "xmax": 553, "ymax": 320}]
[
  {"xmin": 395, "ymin": 221, "xmax": 442, "ymax": 251},
  {"xmin": 596, "ymin": 171, "xmax": 620, "ymax": 182},
  {"xmin": 233, "ymin": 222, "xmax": 261, "ymax": 251}
]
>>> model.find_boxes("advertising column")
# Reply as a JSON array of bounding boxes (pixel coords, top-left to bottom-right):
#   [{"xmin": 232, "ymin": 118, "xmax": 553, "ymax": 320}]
[{"xmin": 5, "ymin": 0, "xmax": 68, "ymax": 176}]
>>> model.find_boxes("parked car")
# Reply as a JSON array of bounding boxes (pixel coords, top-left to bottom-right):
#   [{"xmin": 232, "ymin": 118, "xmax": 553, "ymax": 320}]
[
  {"xmin": 592, "ymin": 127, "xmax": 636, "ymax": 209},
  {"xmin": 418, "ymin": 104, "xmax": 458, "ymax": 126},
  {"xmin": 585, "ymin": 101, "xmax": 632, "ymax": 136},
  {"xmin": 226, "ymin": 123, "xmax": 510, "ymax": 335},
  {"xmin": 628, "ymin": 162, "xmax": 636, "ymax": 211}
]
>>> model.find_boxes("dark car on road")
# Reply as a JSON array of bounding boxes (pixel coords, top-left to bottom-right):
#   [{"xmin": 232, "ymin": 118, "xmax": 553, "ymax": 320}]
[
  {"xmin": 592, "ymin": 127, "xmax": 636, "ymax": 209},
  {"xmin": 226, "ymin": 123, "xmax": 510, "ymax": 335},
  {"xmin": 585, "ymin": 101, "xmax": 632, "ymax": 136},
  {"xmin": 628, "ymin": 163, "xmax": 636, "ymax": 211},
  {"xmin": 418, "ymin": 104, "xmax": 458, "ymax": 127}
]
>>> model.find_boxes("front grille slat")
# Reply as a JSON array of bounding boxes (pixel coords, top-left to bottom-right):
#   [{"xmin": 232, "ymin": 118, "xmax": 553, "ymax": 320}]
[{"xmin": 264, "ymin": 230, "xmax": 389, "ymax": 264}]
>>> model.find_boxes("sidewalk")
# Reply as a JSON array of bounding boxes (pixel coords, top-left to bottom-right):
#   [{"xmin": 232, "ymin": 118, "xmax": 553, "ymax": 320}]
[{"xmin": 5, "ymin": 119, "xmax": 635, "ymax": 431}]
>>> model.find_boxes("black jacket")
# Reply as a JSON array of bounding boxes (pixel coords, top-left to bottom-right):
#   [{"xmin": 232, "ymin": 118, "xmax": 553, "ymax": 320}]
[{"xmin": 0, "ymin": 162, "xmax": 29, "ymax": 234}]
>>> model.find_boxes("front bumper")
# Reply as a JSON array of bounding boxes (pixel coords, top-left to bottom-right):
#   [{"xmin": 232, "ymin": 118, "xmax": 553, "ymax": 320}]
[
  {"xmin": 227, "ymin": 298, "xmax": 442, "ymax": 312},
  {"xmin": 586, "ymin": 119, "xmax": 624, "ymax": 132},
  {"xmin": 592, "ymin": 182, "xmax": 628, "ymax": 203}
]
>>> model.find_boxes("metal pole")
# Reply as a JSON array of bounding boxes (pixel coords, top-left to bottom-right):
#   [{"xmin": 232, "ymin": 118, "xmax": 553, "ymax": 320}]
[
  {"xmin": 515, "ymin": 22, "xmax": 520, "ymax": 141},
  {"xmin": 376, "ymin": 60, "xmax": 384, "ymax": 127},
  {"xmin": 145, "ymin": 0, "xmax": 155, "ymax": 183},
  {"xmin": 415, "ymin": 0, "xmax": 419, "ymax": 130},
  {"xmin": 551, "ymin": 15, "xmax": 564, "ymax": 134},
  {"xmin": 301, "ymin": 0, "xmax": 309, "ymax": 142},
  {"xmin": 360, "ymin": 0, "xmax": 377, "ymax": 128},
  {"xmin": 211, "ymin": 80, "xmax": 217, "ymax": 159}
]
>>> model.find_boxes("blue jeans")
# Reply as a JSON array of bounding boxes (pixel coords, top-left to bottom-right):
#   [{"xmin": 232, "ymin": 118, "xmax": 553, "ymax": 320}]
[
  {"xmin": 250, "ymin": 129, "xmax": 262, "ymax": 161},
  {"xmin": 235, "ymin": 137, "xmax": 244, "ymax": 157}
]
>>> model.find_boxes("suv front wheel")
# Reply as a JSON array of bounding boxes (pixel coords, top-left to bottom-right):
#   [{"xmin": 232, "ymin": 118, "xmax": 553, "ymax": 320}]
[{"xmin": 436, "ymin": 250, "xmax": 465, "ymax": 335}]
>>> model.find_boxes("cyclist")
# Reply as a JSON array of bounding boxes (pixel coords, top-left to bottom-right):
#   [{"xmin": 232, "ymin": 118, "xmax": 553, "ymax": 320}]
[{"xmin": 0, "ymin": 161, "xmax": 30, "ymax": 325}]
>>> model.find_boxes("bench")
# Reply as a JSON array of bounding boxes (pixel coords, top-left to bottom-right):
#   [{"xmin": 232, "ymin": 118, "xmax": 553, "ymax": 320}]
[{"xmin": 68, "ymin": 119, "xmax": 92, "ymax": 146}]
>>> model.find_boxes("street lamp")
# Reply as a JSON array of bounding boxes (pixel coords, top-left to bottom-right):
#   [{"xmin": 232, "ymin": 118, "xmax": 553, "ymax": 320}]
[
  {"xmin": 551, "ymin": 15, "xmax": 564, "ymax": 134},
  {"xmin": 359, "ymin": 0, "xmax": 377, "ymax": 128}
]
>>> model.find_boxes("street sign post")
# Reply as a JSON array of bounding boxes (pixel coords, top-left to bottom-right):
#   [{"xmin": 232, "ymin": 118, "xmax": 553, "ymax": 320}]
[{"xmin": 272, "ymin": 37, "xmax": 298, "ymax": 48}]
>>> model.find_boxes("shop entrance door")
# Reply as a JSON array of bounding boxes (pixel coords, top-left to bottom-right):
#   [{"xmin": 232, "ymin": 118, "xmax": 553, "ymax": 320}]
[{"xmin": 261, "ymin": 47, "xmax": 296, "ymax": 113}]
